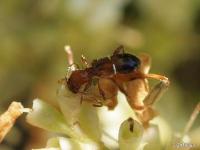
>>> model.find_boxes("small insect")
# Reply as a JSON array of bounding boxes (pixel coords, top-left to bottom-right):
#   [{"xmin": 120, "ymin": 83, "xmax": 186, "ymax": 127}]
[{"xmin": 63, "ymin": 45, "xmax": 170, "ymax": 127}]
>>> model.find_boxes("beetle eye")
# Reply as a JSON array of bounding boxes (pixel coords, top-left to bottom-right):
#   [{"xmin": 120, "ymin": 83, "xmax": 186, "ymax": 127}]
[{"xmin": 112, "ymin": 54, "xmax": 140, "ymax": 73}]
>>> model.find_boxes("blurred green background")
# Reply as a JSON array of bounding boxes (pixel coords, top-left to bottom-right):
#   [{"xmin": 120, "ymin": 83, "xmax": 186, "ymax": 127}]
[{"xmin": 0, "ymin": 0, "xmax": 200, "ymax": 149}]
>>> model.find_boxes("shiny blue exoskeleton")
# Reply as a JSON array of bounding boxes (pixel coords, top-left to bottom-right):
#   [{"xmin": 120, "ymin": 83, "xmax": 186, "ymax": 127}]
[{"xmin": 111, "ymin": 53, "xmax": 141, "ymax": 73}]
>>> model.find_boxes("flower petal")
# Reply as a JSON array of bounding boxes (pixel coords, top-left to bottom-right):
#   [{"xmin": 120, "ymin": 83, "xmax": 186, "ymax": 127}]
[
  {"xmin": 78, "ymin": 103, "xmax": 102, "ymax": 142},
  {"xmin": 142, "ymin": 124, "xmax": 162, "ymax": 150},
  {"xmin": 26, "ymin": 99, "xmax": 82, "ymax": 140},
  {"xmin": 118, "ymin": 118, "xmax": 144, "ymax": 150},
  {"xmin": 57, "ymin": 84, "xmax": 81, "ymax": 125},
  {"xmin": 47, "ymin": 137, "xmax": 81, "ymax": 150}
]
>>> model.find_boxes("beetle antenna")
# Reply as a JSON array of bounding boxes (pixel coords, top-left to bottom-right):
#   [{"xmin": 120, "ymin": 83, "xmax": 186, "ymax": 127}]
[
  {"xmin": 64, "ymin": 45, "xmax": 74, "ymax": 65},
  {"xmin": 113, "ymin": 45, "xmax": 124, "ymax": 55},
  {"xmin": 81, "ymin": 54, "xmax": 90, "ymax": 67}
]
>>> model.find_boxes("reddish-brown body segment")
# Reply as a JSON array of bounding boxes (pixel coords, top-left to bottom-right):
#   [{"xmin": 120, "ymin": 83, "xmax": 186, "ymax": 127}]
[{"xmin": 64, "ymin": 45, "xmax": 169, "ymax": 127}]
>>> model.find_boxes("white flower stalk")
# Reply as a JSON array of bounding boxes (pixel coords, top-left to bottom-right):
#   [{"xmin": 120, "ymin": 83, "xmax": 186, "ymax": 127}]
[{"xmin": 118, "ymin": 118, "xmax": 144, "ymax": 150}]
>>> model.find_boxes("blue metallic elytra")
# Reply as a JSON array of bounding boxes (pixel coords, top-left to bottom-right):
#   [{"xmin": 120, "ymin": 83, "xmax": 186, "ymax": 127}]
[{"xmin": 112, "ymin": 53, "xmax": 140, "ymax": 73}]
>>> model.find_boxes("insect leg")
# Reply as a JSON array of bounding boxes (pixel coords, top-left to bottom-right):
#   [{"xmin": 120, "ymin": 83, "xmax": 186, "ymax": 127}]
[
  {"xmin": 113, "ymin": 45, "xmax": 125, "ymax": 55},
  {"xmin": 83, "ymin": 80, "xmax": 92, "ymax": 92},
  {"xmin": 97, "ymin": 78, "xmax": 119, "ymax": 109},
  {"xmin": 114, "ymin": 80, "xmax": 128, "ymax": 97},
  {"xmin": 143, "ymin": 73, "xmax": 169, "ymax": 85},
  {"xmin": 79, "ymin": 80, "xmax": 93, "ymax": 104},
  {"xmin": 81, "ymin": 54, "xmax": 90, "ymax": 68},
  {"xmin": 98, "ymin": 79, "xmax": 106, "ymax": 100},
  {"xmin": 143, "ymin": 79, "xmax": 169, "ymax": 106},
  {"xmin": 137, "ymin": 80, "xmax": 169, "ymax": 127},
  {"xmin": 93, "ymin": 102, "xmax": 103, "ymax": 107}
]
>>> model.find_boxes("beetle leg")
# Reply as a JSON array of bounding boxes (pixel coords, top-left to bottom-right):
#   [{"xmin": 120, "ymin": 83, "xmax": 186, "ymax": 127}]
[
  {"xmin": 93, "ymin": 102, "xmax": 103, "ymax": 107},
  {"xmin": 78, "ymin": 80, "xmax": 93, "ymax": 104},
  {"xmin": 98, "ymin": 80, "xmax": 106, "ymax": 100},
  {"xmin": 143, "ymin": 79, "xmax": 169, "ymax": 106},
  {"xmin": 98, "ymin": 80, "xmax": 118, "ymax": 109},
  {"xmin": 113, "ymin": 45, "xmax": 124, "ymax": 55},
  {"xmin": 104, "ymin": 96, "xmax": 118, "ymax": 110},
  {"xmin": 137, "ymin": 80, "xmax": 169, "ymax": 127},
  {"xmin": 81, "ymin": 54, "xmax": 90, "ymax": 68},
  {"xmin": 113, "ymin": 79, "xmax": 128, "ymax": 96},
  {"xmin": 143, "ymin": 73, "xmax": 169, "ymax": 85},
  {"xmin": 97, "ymin": 78, "xmax": 119, "ymax": 109},
  {"xmin": 80, "ymin": 94, "xmax": 83, "ymax": 104},
  {"xmin": 83, "ymin": 81, "xmax": 92, "ymax": 92}
]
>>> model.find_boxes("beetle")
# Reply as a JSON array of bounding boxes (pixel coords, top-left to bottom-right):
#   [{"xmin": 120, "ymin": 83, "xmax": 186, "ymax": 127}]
[{"xmin": 63, "ymin": 45, "xmax": 169, "ymax": 127}]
